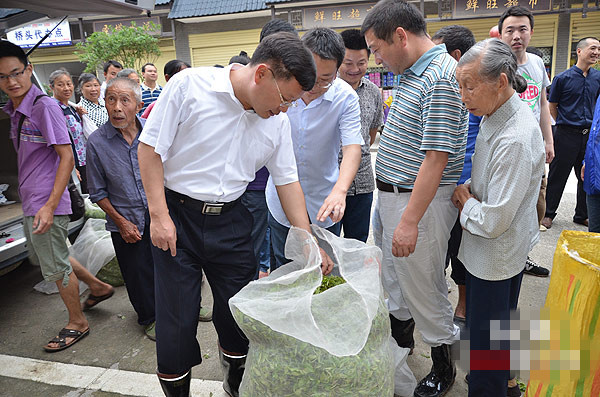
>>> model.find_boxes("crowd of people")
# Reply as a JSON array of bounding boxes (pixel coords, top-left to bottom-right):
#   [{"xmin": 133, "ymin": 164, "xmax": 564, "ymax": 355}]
[{"xmin": 1, "ymin": 0, "xmax": 599, "ymax": 396}]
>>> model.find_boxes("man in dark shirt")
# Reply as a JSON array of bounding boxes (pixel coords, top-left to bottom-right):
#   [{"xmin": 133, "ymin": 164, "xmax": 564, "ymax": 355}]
[
  {"xmin": 86, "ymin": 77, "xmax": 156, "ymax": 340},
  {"xmin": 543, "ymin": 36, "xmax": 600, "ymax": 229}
]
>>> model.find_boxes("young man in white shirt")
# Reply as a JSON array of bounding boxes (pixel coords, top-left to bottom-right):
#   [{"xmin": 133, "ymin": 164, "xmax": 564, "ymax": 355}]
[
  {"xmin": 99, "ymin": 60, "xmax": 122, "ymax": 100},
  {"xmin": 266, "ymin": 28, "xmax": 362, "ymax": 270},
  {"xmin": 138, "ymin": 33, "xmax": 333, "ymax": 397}
]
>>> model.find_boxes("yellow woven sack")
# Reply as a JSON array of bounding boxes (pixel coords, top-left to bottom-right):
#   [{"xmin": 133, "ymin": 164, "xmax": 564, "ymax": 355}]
[{"xmin": 525, "ymin": 231, "xmax": 600, "ymax": 397}]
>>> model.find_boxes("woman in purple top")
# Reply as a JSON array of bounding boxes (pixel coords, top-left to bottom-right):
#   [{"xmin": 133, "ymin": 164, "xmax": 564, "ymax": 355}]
[{"xmin": 50, "ymin": 69, "xmax": 88, "ymax": 193}]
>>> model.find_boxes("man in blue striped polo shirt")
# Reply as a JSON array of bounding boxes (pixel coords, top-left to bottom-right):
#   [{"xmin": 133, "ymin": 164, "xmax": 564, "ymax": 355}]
[
  {"xmin": 363, "ymin": 1, "xmax": 468, "ymax": 396},
  {"xmin": 140, "ymin": 63, "xmax": 162, "ymax": 116}
]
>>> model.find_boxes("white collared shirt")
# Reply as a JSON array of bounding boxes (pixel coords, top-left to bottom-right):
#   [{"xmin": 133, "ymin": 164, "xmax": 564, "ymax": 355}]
[
  {"xmin": 139, "ymin": 65, "xmax": 298, "ymax": 202},
  {"xmin": 266, "ymin": 78, "xmax": 363, "ymax": 228},
  {"xmin": 458, "ymin": 93, "xmax": 545, "ymax": 281}
]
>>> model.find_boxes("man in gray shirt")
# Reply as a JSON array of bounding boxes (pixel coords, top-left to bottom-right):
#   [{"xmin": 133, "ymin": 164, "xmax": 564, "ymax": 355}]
[
  {"xmin": 86, "ymin": 77, "xmax": 156, "ymax": 340},
  {"xmin": 337, "ymin": 29, "xmax": 383, "ymax": 242}
]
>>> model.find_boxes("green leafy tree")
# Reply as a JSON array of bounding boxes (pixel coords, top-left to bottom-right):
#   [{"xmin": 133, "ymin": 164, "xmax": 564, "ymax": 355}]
[{"xmin": 75, "ymin": 21, "xmax": 161, "ymax": 74}]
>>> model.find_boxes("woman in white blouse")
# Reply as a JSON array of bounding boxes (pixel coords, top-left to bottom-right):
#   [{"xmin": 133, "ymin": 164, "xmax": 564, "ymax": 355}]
[
  {"xmin": 452, "ymin": 38, "xmax": 545, "ymax": 397},
  {"xmin": 77, "ymin": 73, "xmax": 108, "ymax": 128}
]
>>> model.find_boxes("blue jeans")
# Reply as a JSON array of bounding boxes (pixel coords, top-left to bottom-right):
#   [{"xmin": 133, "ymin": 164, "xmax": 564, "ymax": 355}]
[
  {"xmin": 268, "ymin": 211, "xmax": 341, "ymax": 271},
  {"xmin": 587, "ymin": 193, "xmax": 600, "ymax": 233},
  {"xmin": 340, "ymin": 192, "xmax": 373, "ymax": 243},
  {"xmin": 241, "ymin": 190, "xmax": 270, "ymax": 278}
]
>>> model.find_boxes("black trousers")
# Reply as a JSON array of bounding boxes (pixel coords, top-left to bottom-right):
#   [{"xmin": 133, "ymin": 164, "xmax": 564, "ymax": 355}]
[
  {"xmin": 110, "ymin": 211, "xmax": 155, "ymax": 326},
  {"xmin": 152, "ymin": 190, "xmax": 256, "ymax": 375},
  {"xmin": 466, "ymin": 270, "xmax": 523, "ymax": 397},
  {"xmin": 445, "ymin": 217, "xmax": 466, "ymax": 286},
  {"xmin": 545, "ymin": 125, "xmax": 589, "ymax": 222}
]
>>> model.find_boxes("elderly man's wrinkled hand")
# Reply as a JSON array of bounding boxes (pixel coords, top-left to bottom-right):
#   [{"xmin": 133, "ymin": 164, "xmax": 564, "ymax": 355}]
[
  {"xmin": 118, "ymin": 219, "xmax": 142, "ymax": 243},
  {"xmin": 392, "ymin": 220, "xmax": 417, "ymax": 257}
]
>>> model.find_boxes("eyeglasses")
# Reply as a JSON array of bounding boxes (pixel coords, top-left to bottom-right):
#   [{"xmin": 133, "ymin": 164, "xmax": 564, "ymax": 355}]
[
  {"xmin": 315, "ymin": 76, "xmax": 335, "ymax": 89},
  {"xmin": 267, "ymin": 68, "xmax": 297, "ymax": 108},
  {"xmin": 0, "ymin": 66, "xmax": 28, "ymax": 82}
]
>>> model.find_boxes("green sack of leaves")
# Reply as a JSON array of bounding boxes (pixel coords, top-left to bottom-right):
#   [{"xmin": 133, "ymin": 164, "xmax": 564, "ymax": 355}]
[
  {"xmin": 84, "ymin": 198, "xmax": 106, "ymax": 219},
  {"xmin": 96, "ymin": 256, "xmax": 124, "ymax": 287},
  {"xmin": 230, "ymin": 227, "xmax": 397, "ymax": 396}
]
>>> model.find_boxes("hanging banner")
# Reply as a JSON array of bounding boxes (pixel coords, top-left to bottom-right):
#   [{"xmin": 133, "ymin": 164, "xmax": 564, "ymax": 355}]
[
  {"xmin": 454, "ymin": 0, "xmax": 551, "ymax": 19},
  {"xmin": 6, "ymin": 19, "xmax": 72, "ymax": 49}
]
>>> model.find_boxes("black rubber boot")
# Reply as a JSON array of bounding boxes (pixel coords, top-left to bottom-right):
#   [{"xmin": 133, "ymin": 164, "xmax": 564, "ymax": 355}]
[
  {"xmin": 390, "ymin": 314, "xmax": 415, "ymax": 354},
  {"xmin": 413, "ymin": 344, "xmax": 456, "ymax": 397},
  {"xmin": 158, "ymin": 371, "xmax": 191, "ymax": 397},
  {"xmin": 219, "ymin": 350, "xmax": 246, "ymax": 397}
]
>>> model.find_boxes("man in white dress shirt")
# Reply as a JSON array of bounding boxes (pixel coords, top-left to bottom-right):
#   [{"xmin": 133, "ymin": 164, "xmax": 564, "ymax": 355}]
[
  {"xmin": 266, "ymin": 27, "xmax": 363, "ymax": 270},
  {"xmin": 138, "ymin": 33, "xmax": 332, "ymax": 397}
]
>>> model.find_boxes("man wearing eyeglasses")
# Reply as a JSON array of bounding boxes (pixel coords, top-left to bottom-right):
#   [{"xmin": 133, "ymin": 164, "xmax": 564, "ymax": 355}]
[
  {"xmin": 266, "ymin": 27, "xmax": 363, "ymax": 270},
  {"xmin": 0, "ymin": 40, "xmax": 114, "ymax": 353},
  {"xmin": 138, "ymin": 32, "xmax": 334, "ymax": 397}
]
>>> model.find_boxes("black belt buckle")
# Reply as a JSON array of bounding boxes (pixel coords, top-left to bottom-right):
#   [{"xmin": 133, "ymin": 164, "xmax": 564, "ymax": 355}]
[{"xmin": 202, "ymin": 202, "xmax": 224, "ymax": 215}]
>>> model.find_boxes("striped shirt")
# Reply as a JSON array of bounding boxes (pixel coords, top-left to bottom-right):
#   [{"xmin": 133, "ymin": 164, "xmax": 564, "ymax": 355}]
[
  {"xmin": 140, "ymin": 83, "xmax": 162, "ymax": 116},
  {"xmin": 375, "ymin": 44, "xmax": 468, "ymax": 189}
]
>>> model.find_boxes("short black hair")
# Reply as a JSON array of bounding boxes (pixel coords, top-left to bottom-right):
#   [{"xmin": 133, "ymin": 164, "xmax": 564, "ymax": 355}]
[
  {"xmin": 103, "ymin": 60, "xmax": 123, "ymax": 73},
  {"xmin": 361, "ymin": 0, "xmax": 427, "ymax": 43},
  {"xmin": 250, "ymin": 32, "xmax": 316, "ymax": 92},
  {"xmin": 77, "ymin": 73, "xmax": 100, "ymax": 94},
  {"xmin": 498, "ymin": 6, "xmax": 534, "ymax": 33},
  {"xmin": 302, "ymin": 28, "xmax": 346, "ymax": 68},
  {"xmin": 432, "ymin": 25, "xmax": 475, "ymax": 57},
  {"xmin": 141, "ymin": 63, "xmax": 156, "ymax": 73},
  {"xmin": 0, "ymin": 40, "xmax": 28, "ymax": 67},
  {"xmin": 164, "ymin": 59, "xmax": 191, "ymax": 77},
  {"xmin": 229, "ymin": 51, "xmax": 251, "ymax": 65},
  {"xmin": 260, "ymin": 19, "xmax": 298, "ymax": 42},
  {"xmin": 341, "ymin": 29, "xmax": 370, "ymax": 57},
  {"xmin": 576, "ymin": 36, "xmax": 600, "ymax": 50}
]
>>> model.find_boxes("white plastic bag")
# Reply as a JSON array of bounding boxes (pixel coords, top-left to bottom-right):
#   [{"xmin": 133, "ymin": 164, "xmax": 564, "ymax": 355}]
[
  {"xmin": 34, "ymin": 218, "xmax": 115, "ymax": 295},
  {"xmin": 81, "ymin": 113, "xmax": 98, "ymax": 139},
  {"xmin": 230, "ymin": 226, "xmax": 415, "ymax": 396}
]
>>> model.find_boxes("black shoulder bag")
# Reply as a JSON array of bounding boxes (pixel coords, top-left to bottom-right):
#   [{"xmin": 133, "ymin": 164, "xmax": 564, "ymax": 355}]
[{"xmin": 16, "ymin": 94, "xmax": 85, "ymax": 221}]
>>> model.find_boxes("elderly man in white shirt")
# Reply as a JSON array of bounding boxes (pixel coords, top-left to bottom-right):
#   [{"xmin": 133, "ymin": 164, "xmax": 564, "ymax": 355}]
[
  {"xmin": 452, "ymin": 38, "xmax": 545, "ymax": 397},
  {"xmin": 266, "ymin": 27, "xmax": 362, "ymax": 271},
  {"xmin": 137, "ymin": 33, "xmax": 333, "ymax": 397}
]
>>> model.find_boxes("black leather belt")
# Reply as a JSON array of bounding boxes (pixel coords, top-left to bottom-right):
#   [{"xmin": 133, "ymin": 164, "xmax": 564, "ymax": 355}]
[
  {"xmin": 558, "ymin": 125, "xmax": 590, "ymax": 135},
  {"xmin": 165, "ymin": 188, "xmax": 241, "ymax": 215},
  {"xmin": 376, "ymin": 179, "xmax": 412, "ymax": 193}
]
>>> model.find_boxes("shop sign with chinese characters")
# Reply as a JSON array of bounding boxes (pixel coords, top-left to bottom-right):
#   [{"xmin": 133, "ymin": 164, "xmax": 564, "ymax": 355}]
[
  {"xmin": 6, "ymin": 19, "xmax": 72, "ymax": 49},
  {"xmin": 303, "ymin": 3, "xmax": 376, "ymax": 29},
  {"xmin": 454, "ymin": 0, "xmax": 551, "ymax": 18},
  {"xmin": 92, "ymin": 16, "xmax": 161, "ymax": 35}
]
